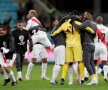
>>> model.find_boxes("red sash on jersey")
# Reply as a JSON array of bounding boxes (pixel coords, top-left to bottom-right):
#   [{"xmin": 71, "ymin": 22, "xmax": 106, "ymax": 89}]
[
  {"xmin": 96, "ymin": 28, "xmax": 107, "ymax": 46},
  {"xmin": 31, "ymin": 18, "xmax": 41, "ymax": 25},
  {"xmin": 3, "ymin": 54, "xmax": 6, "ymax": 63}
]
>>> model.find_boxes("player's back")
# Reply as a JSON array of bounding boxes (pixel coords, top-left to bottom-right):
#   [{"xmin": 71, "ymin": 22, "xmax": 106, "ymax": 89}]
[{"xmin": 97, "ymin": 24, "xmax": 108, "ymax": 42}]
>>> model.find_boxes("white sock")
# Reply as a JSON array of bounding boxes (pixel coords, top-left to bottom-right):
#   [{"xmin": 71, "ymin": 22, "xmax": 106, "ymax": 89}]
[
  {"xmin": 26, "ymin": 62, "xmax": 34, "ymax": 77},
  {"xmin": 51, "ymin": 64, "xmax": 61, "ymax": 82},
  {"xmin": 97, "ymin": 67, "xmax": 102, "ymax": 74},
  {"xmin": 68, "ymin": 65, "xmax": 73, "ymax": 84},
  {"xmin": 42, "ymin": 63, "xmax": 47, "ymax": 77},
  {"xmin": 103, "ymin": 65, "xmax": 108, "ymax": 79},
  {"xmin": 77, "ymin": 70, "xmax": 80, "ymax": 82},
  {"xmin": 11, "ymin": 53, "xmax": 16, "ymax": 66},
  {"xmin": 73, "ymin": 62, "xmax": 78, "ymax": 74},
  {"xmin": 2, "ymin": 69, "xmax": 8, "ymax": 79},
  {"xmin": 9, "ymin": 71, "xmax": 16, "ymax": 82},
  {"xmin": 84, "ymin": 67, "xmax": 89, "ymax": 77},
  {"xmin": 18, "ymin": 71, "xmax": 22, "ymax": 78}
]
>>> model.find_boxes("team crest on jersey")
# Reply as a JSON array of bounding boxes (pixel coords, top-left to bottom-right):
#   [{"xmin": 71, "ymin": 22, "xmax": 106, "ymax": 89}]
[
  {"xmin": 18, "ymin": 35, "xmax": 25, "ymax": 45},
  {"xmin": 3, "ymin": 41, "xmax": 7, "ymax": 48}
]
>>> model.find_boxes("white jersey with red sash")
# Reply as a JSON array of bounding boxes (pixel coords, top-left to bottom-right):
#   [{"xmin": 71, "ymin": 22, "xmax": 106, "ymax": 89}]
[
  {"xmin": 25, "ymin": 17, "xmax": 41, "ymax": 31},
  {"xmin": 94, "ymin": 27, "xmax": 108, "ymax": 61},
  {"xmin": 96, "ymin": 24, "xmax": 108, "ymax": 44},
  {"xmin": 0, "ymin": 52, "xmax": 16, "ymax": 67},
  {"xmin": 0, "ymin": 52, "xmax": 7, "ymax": 67},
  {"xmin": 95, "ymin": 28, "xmax": 107, "ymax": 46}
]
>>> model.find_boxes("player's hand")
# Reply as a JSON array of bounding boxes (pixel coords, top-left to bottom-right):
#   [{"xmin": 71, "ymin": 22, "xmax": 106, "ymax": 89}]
[
  {"xmin": 50, "ymin": 44, "xmax": 55, "ymax": 49},
  {"xmin": 50, "ymin": 34, "xmax": 53, "ymax": 39},
  {"xmin": 29, "ymin": 47, "xmax": 32, "ymax": 52},
  {"xmin": 6, "ymin": 60, "xmax": 13, "ymax": 67},
  {"xmin": 32, "ymin": 30, "xmax": 37, "ymax": 34},
  {"xmin": 29, "ymin": 44, "xmax": 33, "ymax": 52}
]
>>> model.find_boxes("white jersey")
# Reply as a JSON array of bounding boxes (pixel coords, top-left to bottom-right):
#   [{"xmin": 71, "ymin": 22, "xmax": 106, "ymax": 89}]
[
  {"xmin": 0, "ymin": 52, "xmax": 7, "ymax": 67},
  {"xmin": 94, "ymin": 24, "xmax": 108, "ymax": 43},
  {"xmin": 94, "ymin": 24, "xmax": 108, "ymax": 61},
  {"xmin": 24, "ymin": 17, "xmax": 41, "ymax": 31},
  {"xmin": 31, "ymin": 30, "xmax": 52, "ymax": 47}
]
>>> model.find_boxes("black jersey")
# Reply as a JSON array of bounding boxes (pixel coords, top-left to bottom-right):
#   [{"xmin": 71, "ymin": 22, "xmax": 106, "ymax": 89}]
[
  {"xmin": 51, "ymin": 26, "xmax": 66, "ymax": 47},
  {"xmin": 0, "ymin": 33, "xmax": 15, "ymax": 59},
  {"xmin": 12, "ymin": 29, "xmax": 31, "ymax": 53}
]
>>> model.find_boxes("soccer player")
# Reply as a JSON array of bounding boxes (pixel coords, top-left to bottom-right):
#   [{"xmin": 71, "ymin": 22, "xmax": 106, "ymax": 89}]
[
  {"xmin": 25, "ymin": 26, "xmax": 53, "ymax": 80},
  {"xmin": 94, "ymin": 16, "xmax": 108, "ymax": 82},
  {"xmin": 24, "ymin": 10, "xmax": 42, "ymax": 34},
  {"xmin": 51, "ymin": 11, "xmax": 94, "ymax": 85},
  {"xmin": 73, "ymin": 10, "xmax": 98, "ymax": 85},
  {"xmin": 0, "ymin": 25, "xmax": 17, "ymax": 86},
  {"xmin": 50, "ymin": 17, "xmax": 66, "ymax": 84},
  {"xmin": 12, "ymin": 20, "xmax": 33, "ymax": 81},
  {"xmin": 25, "ymin": 10, "xmax": 51, "ymax": 80}
]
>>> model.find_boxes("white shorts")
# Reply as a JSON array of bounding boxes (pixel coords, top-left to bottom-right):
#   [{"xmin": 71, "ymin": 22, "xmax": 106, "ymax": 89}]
[
  {"xmin": 6, "ymin": 53, "xmax": 16, "ymax": 67},
  {"xmin": 32, "ymin": 44, "xmax": 48, "ymax": 59},
  {"xmin": 94, "ymin": 43, "xmax": 107, "ymax": 61},
  {"xmin": 54, "ymin": 45, "xmax": 65, "ymax": 65},
  {"xmin": 31, "ymin": 30, "xmax": 52, "ymax": 47},
  {"xmin": 0, "ymin": 52, "xmax": 7, "ymax": 67}
]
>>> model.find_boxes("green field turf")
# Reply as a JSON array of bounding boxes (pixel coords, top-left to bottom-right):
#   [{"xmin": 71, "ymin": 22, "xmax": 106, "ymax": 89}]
[{"xmin": 0, "ymin": 64, "xmax": 108, "ymax": 90}]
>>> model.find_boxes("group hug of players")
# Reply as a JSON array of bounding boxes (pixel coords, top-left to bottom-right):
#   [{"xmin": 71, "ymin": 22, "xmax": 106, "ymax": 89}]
[{"xmin": 0, "ymin": 9, "xmax": 108, "ymax": 87}]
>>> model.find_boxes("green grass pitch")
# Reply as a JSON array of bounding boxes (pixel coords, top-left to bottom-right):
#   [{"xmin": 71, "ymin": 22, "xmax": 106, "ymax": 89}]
[{"xmin": 0, "ymin": 64, "xmax": 108, "ymax": 90}]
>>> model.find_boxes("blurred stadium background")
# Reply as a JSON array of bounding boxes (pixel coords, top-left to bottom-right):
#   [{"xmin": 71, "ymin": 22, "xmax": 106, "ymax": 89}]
[{"xmin": 0, "ymin": 0, "xmax": 108, "ymax": 30}]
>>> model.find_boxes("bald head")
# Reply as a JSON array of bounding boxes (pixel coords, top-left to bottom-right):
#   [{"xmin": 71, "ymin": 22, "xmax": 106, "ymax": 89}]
[{"xmin": 96, "ymin": 16, "xmax": 103, "ymax": 24}]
